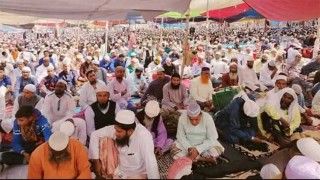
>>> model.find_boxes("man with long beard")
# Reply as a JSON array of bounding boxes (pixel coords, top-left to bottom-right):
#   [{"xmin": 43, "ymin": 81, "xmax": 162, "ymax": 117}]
[
  {"xmin": 254, "ymin": 54, "xmax": 269, "ymax": 75},
  {"xmin": 42, "ymin": 80, "xmax": 76, "ymax": 124},
  {"xmin": 85, "ymin": 83, "xmax": 120, "ymax": 137},
  {"xmin": 221, "ymin": 63, "xmax": 239, "ymax": 88},
  {"xmin": 0, "ymin": 106, "xmax": 51, "ymax": 166},
  {"xmin": 89, "ymin": 110, "xmax": 160, "ymax": 179},
  {"xmin": 79, "ymin": 70, "xmax": 105, "ymax": 107},
  {"xmin": 28, "ymin": 131, "xmax": 91, "ymax": 179},
  {"xmin": 162, "ymin": 73, "xmax": 189, "ymax": 111},
  {"xmin": 190, "ymin": 67, "xmax": 214, "ymax": 112},
  {"xmin": 258, "ymin": 88, "xmax": 301, "ymax": 147},
  {"xmin": 239, "ymin": 57, "xmax": 267, "ymax": 92},
  {"xmin": 130, "ymin": 66, "xmax": 148, "ymax": 98}
]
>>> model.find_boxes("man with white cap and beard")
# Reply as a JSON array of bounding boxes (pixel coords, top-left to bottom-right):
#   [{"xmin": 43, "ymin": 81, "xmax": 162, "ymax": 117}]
[
  {"xmin": 38, "ymin": 65, "xmax": 59, "ymax": 97},
  {"xmin": 79, "ymin": 70, "xmax": 106, "ymax": 107},
  {"xmin": 42, "ymin": 80, "xmax": 76, "ymax": 124},
  {"xmin": 85, "ymin": 82, "xmax": 120, "ymax": 137},
  {"xmin": 35, "ymin": 57, "xmax": 55, "ymax": 83},
  {"xmin": 136, "ymin": 100, "xmax": 173, "ymax": 158},
  {"xmin": 12, "ymin": 84, "xmax": 43, "ymax": 116},
  {"xmin": 52, "ymin": 118, "xmax": 87, "ymax": 146},
  {"xmin": 215, "ymin": 92, "xmax": 264, "ymax": 144},
  {"xmin": 259, "ymin": 60, "xmax": 279, "ymax": 89},
  {"xmin": 221, "ymin": 62, "xmax": 239, "ymax": 88},
  {"xmin": 28, "ymin": 131, "xmax": 91, "ymax": 179},
  {"xmin": 257, "ymin": 88, "xmax": 301, "ymax": 146},
  {"xmin": 238, "ymin": 57, "xmax": 267, "ymax": 92},
  {"xmin": 89, "ymin": 110, "xmax": 160, "ymax": 179},
  {"xmin": 13, "ymin": 66, "xmax": 37, "ymax": 98},
  {"xmin": 171, "ymin": 102, "xmax": 224, "ymax": 163}
]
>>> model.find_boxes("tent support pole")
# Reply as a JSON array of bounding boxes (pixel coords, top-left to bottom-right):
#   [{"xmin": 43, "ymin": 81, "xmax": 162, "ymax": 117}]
[
  {"xmin": 160, "ymin": 17, "xmax": 164, "ymax": 46},
  {"xmin": 313, "ymin": 18, "xmax": 320, "ymax": 58},
  {"xmin": 206, "ymin": 0, "xmax": 210, "ymax": 49},
  {"xmin": 105, "ymin": 21, "xmax": 109, "ymax": 55},
  {"xmin": 180, "ymin": 8, "xmax": 190, "ymax": 77},
  {"xmin": 76, "ymin": 20, "xmax": 80, "ymax": 49}
]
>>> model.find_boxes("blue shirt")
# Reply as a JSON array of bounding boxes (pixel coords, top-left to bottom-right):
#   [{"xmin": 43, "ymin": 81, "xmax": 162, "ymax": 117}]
[
  {"xmin": 12, "ymin": 109, "xmax": 52, "ymax": 153},
  {"xmin": 0, "ymin": 75, "xmax": 11, "ymax": 88},
  {"xmin": 109, "ymin": 58, "xmax": 126, "ymax": 72},
  {"xmin": 58, "ymin": 70, "xmax": 78, "ymax": 89}
]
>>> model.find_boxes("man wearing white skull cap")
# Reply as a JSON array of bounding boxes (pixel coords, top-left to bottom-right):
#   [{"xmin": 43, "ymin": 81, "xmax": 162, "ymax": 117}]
[
  {"xmin": 28, "ymin": 131, "xmax": 91, "ymax": 179},
  {"xmin": 85, "ymin": 82, "xmax": 120, "ymax": 137},
  {"xmin": 52, "ymin": 117, "xmax": 87, "ymax": 145},
  {"xmin": 215, "ymin": 92, "xmax": 263, "ymax": 144},
  {"xmin": 259, "ymin": 60, "xmax": 279, "ymax": 88},
  {"xmin": 171, "ymin": 102, "xmax": 224, "ymax": 163},
  {"xmin": 285, "ymin": 155, "xmax": 320, "ymax": 179},
  {"xmin": 13, "ymin": 66, "xmax": 37, "ymax": 98},
  {"xmin": 89, "ymin": 110, "xmax": 160, "ymax": 179}
]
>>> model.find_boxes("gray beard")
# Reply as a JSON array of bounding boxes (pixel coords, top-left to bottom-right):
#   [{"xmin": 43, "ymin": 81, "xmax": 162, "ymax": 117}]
[{"xmin": 229, "ymin": 73, "xmax": 238, "ymax": 80}]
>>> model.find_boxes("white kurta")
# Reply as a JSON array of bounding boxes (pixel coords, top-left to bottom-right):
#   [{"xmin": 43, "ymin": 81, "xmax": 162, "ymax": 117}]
[
  {"xmin": 79, "ymin": 80, "xmax": 105, "ymax": 107},
  {"xmin": 42, "ymin": 92, "xmax": 76, "ymax": 124},
  {"xmin": 106, "ymin": 79, "xmax": 131, "ymax": 108},
  {"xmin": 239, "ymin": 65, "xmax": 266, "ymax": 90},
  {"xmin": 210, "ymin": 59, "xmax": 229, "ymax": 74},
  {"xmin": 259, "ymin": 64, "xmax": 277, "ymax": 87},
  {"xmin": 189, "ymin": 76, "xmax": 214, "ymax": 102},
  {"xmin": 52, "ymin": 117, "xmax": 87, "ymax": 145},
  {"xmin": 89, "ymin": 124, "xmax": 160, "ymax": 179},
  {"xmin": 35, "ymin": 64, "xmax": 54, "ymax": 83}
]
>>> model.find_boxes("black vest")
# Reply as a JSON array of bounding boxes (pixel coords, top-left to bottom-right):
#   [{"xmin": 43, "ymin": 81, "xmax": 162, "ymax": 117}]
[{"xmin": 91, "ymin": 101, "xmax": 116, "ymax": 130}]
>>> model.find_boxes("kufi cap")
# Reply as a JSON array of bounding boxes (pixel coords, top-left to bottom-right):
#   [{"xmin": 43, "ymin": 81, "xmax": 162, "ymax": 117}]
[
  {"xmin": 0, "ymin": 119, "xmax": 13, "ymax": 133},
  {"xmin": 17, "ymin": 59, "xmax": 25, "ymax": 64},
  {"xmin": 130, "ymin": 52, "xmax": 137, "ymax": 57},
  {"xmin": 292, "ymin": 84, "xmax": 302, "ymax": 95},
  {"xmin": 131, "ymin": 58, "xmax": 139, "ymax": 64},
  {"xmin": 243, "ymin": 99, "xmax": 260, "ymax": 117},
  {"xmin": 274, "ymin": 74, "xmax": 287, "ymax": 81},
  {"xmin": 229, "ymin": 62, "xmax": 237, "ymax": 67},
  {"xmin": 95, "ymin": 83, "xmax": 109, "ymax": 93},
  {"xmin": 23, "ymin": 84, "xmax": 36, "ymax": 93},
  {"xmin": 268, "ymin": 60, "xmax": 276, "ymax": 67},
  {"xmin": 22, "ymin": 66, "xmax": 31, "ymax": 72},
  {"xmin": 47, "ymin": 65, "xmax": 54, "ymax": 71},
  {"xmin": 59, "ymin": 121, "xmax": 75, "ymax": 137},
  {"xmin": 297, "ymin": 138, "xmax": 320, "ymax": 162},
  {"xmin": 86, "ymin": 56, "xmax": 92, "ymax": 61},
  {"xmin": 285, "ymin": 155, "xmax": 320, "ymax": 179},
  {"xmin": 145, "ymin": 100, "xmax": 160, "ymax": 118},
  {"xmin": 156, "ymin": 66, "xmax": 165, "ymax": 72},
  {"xmin": 187, "ymin": 102, "xmax": 201, "ymax": 117},
  {"xmin": 57, "ymin": 79, "xmax": 67, "ymax": 86},
  {"xmin": 260, "ymin": 164, "xmax": 282, "ymax": 179},
  {"xmin": 96, "ymin": 49, "xmax": 102, "ymax": 53},
  {"xmin": 115, "ymin": 110, "xmax": 135, "ymax": 125},
  {"xmin": 247, "ymin": 56, "xmax": 255, "ymax": 61},
  {"xmin": 48, "ymin": 131, "xmax": 69, "ymax": 151},
  {"xmin": 136, "ymin": 65, "xmax": 144, "ymax": 72}
]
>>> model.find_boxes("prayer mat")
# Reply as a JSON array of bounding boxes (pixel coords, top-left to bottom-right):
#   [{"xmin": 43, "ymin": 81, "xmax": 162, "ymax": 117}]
[
  {"xmin": 218, "ymin": 169, "xmax": 260, "ymax": 179},
  {"xmin": 232, "ymin": 140, "xmax": 279, "ymax": 160},
  {"xmin": 157, "ymin": 153, "xmax": 174, "ymax": 179}
]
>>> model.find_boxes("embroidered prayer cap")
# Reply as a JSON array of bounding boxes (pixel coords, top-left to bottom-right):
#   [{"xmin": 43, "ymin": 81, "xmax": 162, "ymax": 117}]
[
  {"xmin": 59, "ymin": 121, "xmax": 75, "ymax": 137},
  {"xmin": 22, "ymin": 66, "xmax": 31, "ymax": 73},
  {"xmin": 156, "ymin": 66, "xmax": 165, "ymax": 73},
  {"xmin": 268, "ymin": 60, "xmax": 276, "ymax": 67},
  {"xmin": 95, "ymin": 83, "xmax": 109, "ymax": 93},
  {"xmin": 260, "ymin": 164, "xmax": 282, "ymax": 179},
  {"xmin": 23, "ymin": 84, "xmax": 36, "ymax": 93},
  {"xmin": 247, "ymin": 56, "xmax": 255, "ymax": 62},
  {"xmin": 92, "ymin": 60, "xmax": 100, "ymax": 65},
  {"xmin": 297, "ymin": 138, "xmax": 320, "ymax": 162},
  {"xmin": 48, "ymin": 131, "xmax": 69, "ymax": 151},
  {"xmin": 57, "ymin": 79, "xmax": 67, "ymax": 87},
  {"xmin": 285, "ymin": 155, "xmax": 320, "ymax": 179},
  {"xmin": 187, "ymin": 102, "xmax": 201, "ymax": 117},
  {"xmin": 85, "ymin": 56, "xmax": 92, "ymax": 61},
  {"xmin": 274, "ymin": 74, "xmax": 287, "ymax": 81},
  {"xmin": 115, "ymin": 110, "xmax": 135, "ymax": 125},
  {"xmin": 145, "ymin": 100, "xmax": 160, "ymax": 118}
]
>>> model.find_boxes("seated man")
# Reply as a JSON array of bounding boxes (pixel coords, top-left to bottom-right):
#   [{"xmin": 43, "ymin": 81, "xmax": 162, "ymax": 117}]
[
  {"xmin": 85, "ymin": 83, "xmax": 120, "ymax": 137},
  {"xmin": 140, "ymin": 67, "xmax": 170, "ymax": 106},
  {"xmin": 42, "ymin": 80, "xmax": 76, "ymax": 124},
  {"xmin": 136, "ymin": 100, "xmax": 173, "ymax": 158},
  {"xmin": 171, "ymin": 102, "xmax": 224, "ymax": 163},
  {"xmin": 221, "ymin": 62, "xmax": 239, "ymax": 88},
  {"xmin": 52, "ymin": 118, "xmax": 87, "ymax": 146},
  {"xmin": 109, "ymin": 54, "xmax": 126, "ymax": 73},
  {"xmin": 107, "ymin": 66, "xmax": 133, "ymax": 110},
  {"xmin": 12, "ymin": 84, "xmax": 43, "ymax": 117},
  {"xmin": 291, "ymin": 84, "xmax": 313, "ymax": 126},
  {"xmin": 258, "ymin": 88, "xmax": 301, "ymax": 146},
  {"xmin": 189, "ymin": 67, "xmax": 214, "ymax": 111},
  {"xmin": 38, "ymin": 66, "xmax": 59, "ymax": 97},
  {"xmin": 259, "ymin": 60, "xmax": 279, "ymax": 89},
  {"xmin": 28, "ymin": 132, "xmax": 91, "ymax": 179},
  {"xmin": 89, "ymin": 110, "xmax": 160, "ymax": 179},
  {"xmin": 79, "ymin": 70, "xmax": 105, "ymax": 107},
  {"xmin": 1, "ymin": 106, "xmax": 52, "ymax": 167},
  {"xmin": 129, "ymin": 66, "xmax": 148, "ymax": 98},
  {"xmin": 58, "ymin": 62, "xmax": 78, "ymax": 96},
  {"xmin": 162, "ymin": 73, "xmax": 189, "ymax": 111},
  {"xmin": 0, "ymin": 66, "xmax": 12, "ymax": 101},
  {"xmin": 92, "ymin": 60, "xmax": 108, "ymax": 84},
  {"xmin": 78, "ymin": 56, "xmax": 94, "ymax": 82},
  {"xmin": 300, "ymin": 55, "xmax": 320, "ymax": 76},
  {"xmin": 35, "ymin": 57, "xmax": 54, "ymax": 83},
  {"xmin": 14, "ymin": 66, "xmax": 37, "ymax": 98},
  {"xmin": 215, "ymin": 93, "xmax": 263, "ymax": 144}
]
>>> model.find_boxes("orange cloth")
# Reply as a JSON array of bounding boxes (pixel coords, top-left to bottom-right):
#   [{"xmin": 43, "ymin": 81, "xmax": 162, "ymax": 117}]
[
  {"xmin": 99, "ymin": 137, "xmax": 119, "ymax": 178},
  {"xmin": 28, "ymin": 139, "xmax": 91, "ymax": 179},
  {"xmin": 12, "ymin": 51, "xmax": 19, "ymax": 61}
]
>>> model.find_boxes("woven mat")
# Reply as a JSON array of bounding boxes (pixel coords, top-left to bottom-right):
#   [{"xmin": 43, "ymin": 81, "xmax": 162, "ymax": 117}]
[
  {"xmin": 233, "ymin": 141, "xmax": 279, "ymax": 160},
  {"xmin": 157, "ymin": 153, "xmax": 174, "ymax": 179}
]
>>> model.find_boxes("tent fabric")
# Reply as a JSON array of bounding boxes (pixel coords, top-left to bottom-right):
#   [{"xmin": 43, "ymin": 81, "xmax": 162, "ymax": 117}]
[
  {"xmin": 202, "ymin": 3, "xmax": 251, "ymax": 19},
  {"xmin": 0, "ymin": 24, "xmax": 26, "ymax": 32},
  {"xmin": 0, "ymin": 12, "xmax": 39, "ymax": 25},
  {"xmin": 0, "ymin": 0, "xmax": 191, "ymax": 20},
  {"xmin": 211, "ymin": 9, "xmax": 263, "ymax": 23},
  {"xmin": 157, "ymin": 11, "xmax": 203, "ymax": 19},
  {"xmin": 189, "ymin": 0, "xmax": 244, "ymax": 12},
  {"xmin": 244, "ymin": 0, "xmax": 320, "ymax": 21}
]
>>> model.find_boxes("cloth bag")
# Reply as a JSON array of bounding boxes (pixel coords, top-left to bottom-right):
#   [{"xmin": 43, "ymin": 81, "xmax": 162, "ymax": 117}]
[{"xmin": 212, "ymin": 87, "xmax": 238, "ymax": 111}]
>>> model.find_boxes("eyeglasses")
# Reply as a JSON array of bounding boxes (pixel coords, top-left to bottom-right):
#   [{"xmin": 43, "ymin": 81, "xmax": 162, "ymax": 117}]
[{"xmin": 57, "ymin": 99, "xmax": 61, "ymax": 111}]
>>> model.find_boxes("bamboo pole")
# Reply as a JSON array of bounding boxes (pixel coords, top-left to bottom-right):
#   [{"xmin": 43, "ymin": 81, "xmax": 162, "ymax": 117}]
[{"xmin": 180, "ymin": 8, "xmax": 190, "ymax": 77}]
